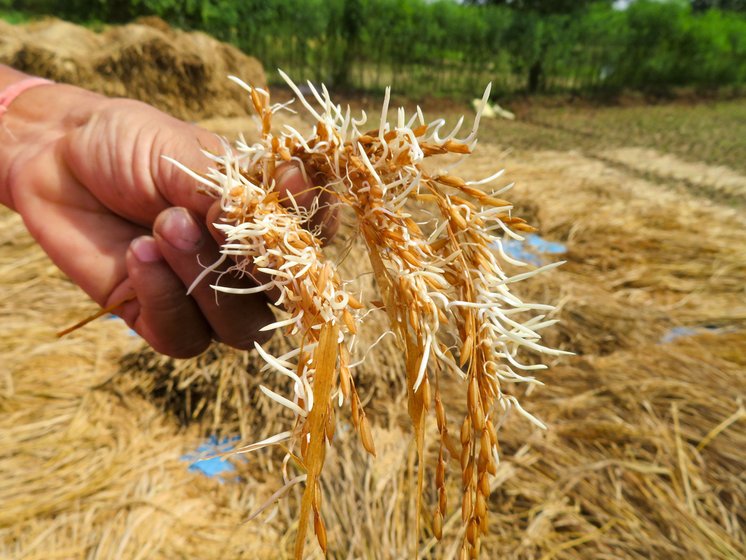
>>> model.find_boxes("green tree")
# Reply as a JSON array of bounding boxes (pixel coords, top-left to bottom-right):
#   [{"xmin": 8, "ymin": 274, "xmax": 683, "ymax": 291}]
[
  {"xmin": 469, "ymin": 0, "xmax": 606, "ymax": 12},
  {"xmin": 332, "ymin": 0, "xmax": 362, "ymax": 87},
  {"xmin": 692, "ymin": 0, "xmax": 746, "ymax": 11},
  {"xmin": 472, "ymin": 0, "xmax": 613, "ymax": 92}
]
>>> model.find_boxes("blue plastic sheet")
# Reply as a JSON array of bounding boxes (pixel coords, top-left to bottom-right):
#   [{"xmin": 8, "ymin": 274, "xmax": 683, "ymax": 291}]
[
  {"xmin": 501, "ymin": 234, "xmax": 567, "ymax": 266},
  {"xmin": 181, "ymin": 435, "xmax": 244, "ymax": 482},
  {"xmin": 105, "ymin": 314, "xmax": 138, "ymax": 337},
  {"xmin": 660, "ymin": 325, "xmax": 721, "ymax": 344},
  {"xmin": 525, "ymin": 234, "xmax": 567, "ymax": 255}
]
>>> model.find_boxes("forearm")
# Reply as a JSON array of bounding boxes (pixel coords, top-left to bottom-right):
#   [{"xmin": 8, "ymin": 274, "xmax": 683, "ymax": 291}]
[{"xmin": 0, "ymin": 65, "xmax": 104, "ymax": 211}]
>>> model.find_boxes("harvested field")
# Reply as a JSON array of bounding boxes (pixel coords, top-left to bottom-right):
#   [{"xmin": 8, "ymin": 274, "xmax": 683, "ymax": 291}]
[
  {"xmin": 1, "ymin": 20, "xmax": 745, "ymax": 560},
  {"xmin": 598, "ymin": 147, "xmax": 746, "ymax": 205},
  {"xmin": 478, "ymin": 98, "xmax": 746, "ymax": 177}
]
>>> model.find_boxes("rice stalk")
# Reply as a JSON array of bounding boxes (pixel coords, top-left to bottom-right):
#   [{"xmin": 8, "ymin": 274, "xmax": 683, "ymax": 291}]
[{"xmin": 169, "ymin": 73, "xmax": 564, "ymax": 557}]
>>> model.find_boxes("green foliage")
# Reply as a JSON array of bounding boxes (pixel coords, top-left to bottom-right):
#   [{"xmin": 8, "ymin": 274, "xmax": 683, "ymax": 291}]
[
  {"xmin": 4, "ymin": 0, "xmax": 746, "ymax": 97},
  {"xmin": 468, "ymin": 0, "xmax": 609, "ymax": 14},
  {"xmin": 609, "ymin": 1, "xmax": 746, "ymax": 90},
  {"xmin": 0, "ymin": 9, "xmax": 29, "ymax": 24},
  {"xmin": 693, "ymin": 0, "xmax": 746, "ymax": 11}
]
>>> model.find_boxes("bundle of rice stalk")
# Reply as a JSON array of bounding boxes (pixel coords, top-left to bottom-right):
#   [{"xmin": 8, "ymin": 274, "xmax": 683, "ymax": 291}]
[{"xmin": 167, "ymin": 72, "xmax": 567, "ymax": 558}]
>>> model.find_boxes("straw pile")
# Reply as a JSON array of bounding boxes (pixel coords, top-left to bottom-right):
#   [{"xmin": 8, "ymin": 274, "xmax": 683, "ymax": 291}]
[
  {"xmin": 600, "ymin": 147, "xmax": 746, "ymax": 205},
  {"xmin": 0, "ymin": 17, "xmax": 264, "ymax": 120},
  {"xmin": 1, "ymin": 53, "xmax": 744, "ymax": 558},
  {"xmin": 3, "ymin": 142, "xmax": 743, "ymax": 557}
]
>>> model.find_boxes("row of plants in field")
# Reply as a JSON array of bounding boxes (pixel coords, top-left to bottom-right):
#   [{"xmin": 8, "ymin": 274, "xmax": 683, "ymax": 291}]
[{"xmin": 5, "ymin": 0, "xmax": 746, "ymax": 97}]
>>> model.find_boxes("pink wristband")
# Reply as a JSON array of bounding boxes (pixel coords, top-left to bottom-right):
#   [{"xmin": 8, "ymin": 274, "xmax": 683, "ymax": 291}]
[{"xmin": 0, "ymin": 77, "xmax": 55, "ymax": 118}]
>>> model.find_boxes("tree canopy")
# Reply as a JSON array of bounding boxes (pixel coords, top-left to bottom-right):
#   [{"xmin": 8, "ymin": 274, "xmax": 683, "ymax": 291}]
[
  {"xmin": 4, "ymin": 0, "xmax": 745, "ymax": 97},
  {"xmin": 467, "ymin": 0, "xmax": 611, "ymax": 13},
  {"xmin": 692, "ymin": 0, "xmax": 746, "ymax": 11}
]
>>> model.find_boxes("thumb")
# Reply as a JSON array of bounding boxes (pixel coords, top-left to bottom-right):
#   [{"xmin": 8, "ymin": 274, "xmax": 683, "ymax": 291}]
[
  {"xmin": 275, "ymin": 163, "xmax": 339, "ymax": 241},
  {"xmin": 154, "ymin": 125, "xmax": 224, "ymax": 218}
]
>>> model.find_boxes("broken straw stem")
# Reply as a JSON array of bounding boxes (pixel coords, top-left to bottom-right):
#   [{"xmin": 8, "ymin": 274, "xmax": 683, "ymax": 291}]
[{"xmin": 56, "ymin": 294, "xmax": 137, "ymax": 337}]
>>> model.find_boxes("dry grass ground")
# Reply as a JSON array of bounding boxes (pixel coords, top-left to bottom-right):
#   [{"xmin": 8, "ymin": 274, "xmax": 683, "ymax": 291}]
[{"xmin": 1, "ymin": 21, "xmax": 745, "ymax": 560}]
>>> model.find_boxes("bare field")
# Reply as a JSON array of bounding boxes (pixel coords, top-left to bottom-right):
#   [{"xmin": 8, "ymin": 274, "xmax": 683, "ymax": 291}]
[
  {"xmin": 475, "ymin": 98, "xmax": 746, "ymax": 177},
  {"xmin": 1, "ymin": 27, "xmax": 745, "ymax": 559}
]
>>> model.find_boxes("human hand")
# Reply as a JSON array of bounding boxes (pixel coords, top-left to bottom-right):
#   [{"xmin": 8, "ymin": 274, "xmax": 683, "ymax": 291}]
[{"xmin": 0, "ymin": 77, "xmax": 333, "ymax": 358}]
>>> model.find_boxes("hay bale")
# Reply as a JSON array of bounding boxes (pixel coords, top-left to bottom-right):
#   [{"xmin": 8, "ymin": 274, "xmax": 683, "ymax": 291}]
[
  {"xmin": 94, "ymin": 23, "xmax": 265, "ymax": 118},
  {"xmin": 94, "ymin": 24, "xmax": 214, "ymax": 113},
  {"xmin": 134, "ymin": 15, "xmax": 174, "ymax": 34},
  {"xmin": 0, "ymin": 18, "xmax": 102, "ymax": 85},
  {"xmin": 0, "ymin": 21, "xmax": 22, "ymax": 60},
  {"xmin": 0, "ymin": 18, "xmax": 265, "ymax": 121}
]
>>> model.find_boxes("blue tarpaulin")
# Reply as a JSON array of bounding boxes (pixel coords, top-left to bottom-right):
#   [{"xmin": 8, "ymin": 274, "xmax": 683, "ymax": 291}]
[
  {"xmin": 501, "ymin": 234, "xmax": 567, "ymax": 266},
  {"xmin": 105, "ymin": 314, "xmax": 138, "ymax": 337},
  {"xmin": 660, "ymin": 325, "xmax": 722, "ymax": 344},
  {"xmin": 181, "ymin": 435, "xmax": 244, "ymax": 483}
]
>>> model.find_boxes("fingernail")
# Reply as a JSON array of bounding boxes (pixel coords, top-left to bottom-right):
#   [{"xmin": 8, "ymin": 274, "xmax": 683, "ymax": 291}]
[
  {"xmin": 161, "ymin": 208, "xmax": 203, "ymax": 252},
  {"xmin": 275, "ymin": 164, "xmax": 302, "ymax": 188},
  {"xmin": 132, "ymin": 236, "xmax": 163, "ymax": 263}
]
